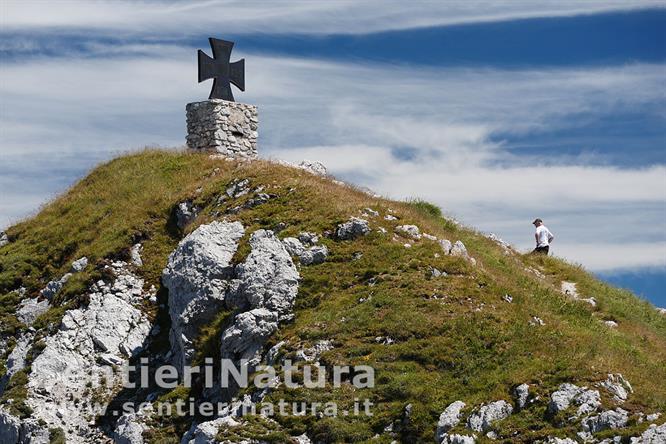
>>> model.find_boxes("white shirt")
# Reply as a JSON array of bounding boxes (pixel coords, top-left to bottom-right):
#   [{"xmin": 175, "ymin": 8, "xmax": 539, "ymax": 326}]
[{"xmin": 536, "ymin": 225, "xmax": 554, "ymax": 247}]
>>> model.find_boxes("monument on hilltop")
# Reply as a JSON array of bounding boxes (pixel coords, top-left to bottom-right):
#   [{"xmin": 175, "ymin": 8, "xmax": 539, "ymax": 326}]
[{"xmin": 186, "ymin": 38, "xmax": 258, "ymax": 158}]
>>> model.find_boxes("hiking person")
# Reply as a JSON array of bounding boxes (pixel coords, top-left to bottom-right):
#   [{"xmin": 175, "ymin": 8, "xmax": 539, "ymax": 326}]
[{"xmin": 532, "ymin": 218, "xmax": 554, "ymax": 254}]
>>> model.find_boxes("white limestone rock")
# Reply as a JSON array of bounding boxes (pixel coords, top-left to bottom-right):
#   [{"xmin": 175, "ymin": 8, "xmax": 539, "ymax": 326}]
[
  {"xmin": 296, "ymin": 340, "xmax": 334, "ymax": 363},
  {"xmin": 561, "ymin": 281, "xmax": 596, "ymax": 306},
  {"xmin": 219, "ymin": 308, "xmax": 279, "ymax": 365},
  {"xmin": 548, "ymin": 383, "xmax": 601, "ymax": 417},
  {"xmin": 297, "ymin": 232, "xmax": 320, "ymax": 245},
  {"xmin": 114, "ymin": 408, "xmax": 151, "ymax": 444},
  {"xmin": 600, "ymin": 374, "xmax": 633, "ymax": 403},
  {"xmin": 292, "ymin": 433, "xmax": 312, "ymax": 444},
  {"xmin": 282, "ymin": 237, "xmax": 306, "ymax": 256},
  {"xmin": 395, "ymin": 225, "xmax": 421, "ymax": 240},
  {"xmin": 631, "ymin": 423, "xmax": 666, "ymax": 443},
  {"xmin": 582, "ymin": 408, "xmax": 629, "ymax": 433},
  {"xmin": 441, "ymin": 434, "xmax": 476, "ymax": 444},
  {"xmin": 646, "ymin": 413, "xmax": 661, "ymax": 422},
  {"xmin": 300, "ymin": 245, "xmax": 328, "ymax": 265},
  {"xmin": 181, "ymin": 415, "xmax": 241, "ymax": 444},
  {"xmin": 297, "ymin": 160, "xmax": 327, "ymax": 176},
  {"xmin": 40, "ymin": 273, "xmax": 72, "ymax": 300},
  {"xmin": 25, "ymin": 262, "xmax": 152, "ymax": 443},
  {"xmin": 130, "ymin": 243, "xmax": 143, "ymax": 267},
  {"xmin": 0, "ymin": 407, "xmax": 50, "ymax": 444},
  {"xmin": 70, "ymin": 256, "xmax": 88, "ymax": 272},
  {"xmin": 436, "ymin": 401, "xmax": 466, "ymax": 443},
  {"xmin": 283, "ymin": 237, "xmax": 328, "ymax": 266},
  {"xmin": 450, "ymin": 241, "xmax": 469, "ymax": 258},
  {"xmin": 561, "ymin": 281, "xmax": 578, "ymax": 297},
  {"xmin": 162, "ymin": 221, "xmax": 245, "ymax": 371},
  {"xmin": 226, "ymin": 178, "xmax": 251, "ymax": 199},
  {"xmin": 221, "ymin": 229, "xmax": 299, "ymax": 366},
  {"xmin": 336, "ymin": 217, "xmax": 370, "ymax": 240},
  {"xmin": 0, "ymin": 333, "xmax": 33, "ymax": 394},
  {"xmin": 230, "ymin": 229, "xmax": 299, "ymax": 319},
  {"xmin": 487, "ymin": 233, "xmax": 513, "ymax": 255},
  {"xmin": 467, "ymin": 400, "xmax": 513, "ymax": 432},
  {"xmin": 16, "ymin": 298, "xmax": 50, "ymax": 326},
  {"xmin": 439, "ymin": 239, "xmax": 453, "ymax": 254},
  {"xmin": 514, "ymin": 384, "xmax": 530, "ymax": 410},
  {"xmin": 175, "ymin": 200, "xmax": 199, "ymax": 229},
  {"xmin": 529, "ymin": 316, "xmax": 546, "ymax": 327}
]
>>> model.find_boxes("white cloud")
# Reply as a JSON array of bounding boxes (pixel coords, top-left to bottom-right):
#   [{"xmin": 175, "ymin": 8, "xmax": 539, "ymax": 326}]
[
  {"xmin": 1, "ymin": 0, "xmax": 663, "ymax": 35},
  {"xmin": 553, "ymin": 242, "xmax": 666, "ymax": 271},
  {"xmin": 0, "ymin": 47, "xmax": 664, "ymax": 271}
]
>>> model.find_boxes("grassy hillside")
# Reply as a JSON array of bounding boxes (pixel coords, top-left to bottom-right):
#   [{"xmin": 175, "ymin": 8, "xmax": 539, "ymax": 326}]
[{"xmin": 1, "ymin": 150, "xmax": 664, "ymax": 443}]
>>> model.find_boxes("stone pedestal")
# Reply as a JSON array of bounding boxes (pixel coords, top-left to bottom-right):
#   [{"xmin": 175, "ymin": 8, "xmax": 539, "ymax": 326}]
[{"xmin": 186, "ymin": 100, "xmax": 258, "ymax": 158}]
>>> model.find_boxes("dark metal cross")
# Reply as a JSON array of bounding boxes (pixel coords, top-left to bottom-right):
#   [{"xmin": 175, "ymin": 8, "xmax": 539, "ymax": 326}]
[{"xmin": 197, "ymin": 38, "xmax": 245, "ymax": 101}]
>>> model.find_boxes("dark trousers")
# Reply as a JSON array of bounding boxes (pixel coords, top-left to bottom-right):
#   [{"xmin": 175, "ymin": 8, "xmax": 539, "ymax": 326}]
[{"xmin": 533, "ymin": 246, "xmax": 549, "ymax": 255}]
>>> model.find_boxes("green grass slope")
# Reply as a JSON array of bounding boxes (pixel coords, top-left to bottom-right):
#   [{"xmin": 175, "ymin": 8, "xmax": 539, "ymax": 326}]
[{"xmin": 1, "ymin": 150, "xmax": 664, "ymax": 443}]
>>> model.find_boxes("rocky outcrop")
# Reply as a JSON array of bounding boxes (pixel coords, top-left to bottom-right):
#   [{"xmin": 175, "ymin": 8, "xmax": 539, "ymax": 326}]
[
  {"xmin": 436, "ymin": 401, "xmax": 466, "ymax": 443},
  {"xmin": 336, "ymin": 217, "xmax": 370, "ymax": 240},
  {"xmin": 450, "ymin": 241, "xmax": 469, "ymax": 258},
  {"xmin": 581, "ymin": 408, "xmax": 629, "ymax": 433},
  {"xmin": 226, "ymin": 178, "xmax": 251, "ymax": 199},
  {"xmin": 130, "ymin": 243, "xmax": 143, "ymax": 267},
  {"xmin": 0, "ymin": 407, "xmax": 49, "ymax": 444},
  {"xmin": 0, "ymin": 231, "xmax": 8, "ymax": 247},
  {"xmin": 632, "ymin": 423, "xmax": 666, "ymax": 443},
  {"xmin": 70, "ymin": 256, "xmax": 88, "ymax": 272},
  {"xmin": 11, "ymin": 261, "xmax": 153, "ymax": 443},
  {"xmin": 600, "ymin": 374, "xmax": 633, "ymax": 403},
  {"xmin": 16, "ymin": 298, "xmax": 49, "ymax": 325},
  {"xmin": 0, "ymin": 333, "xmax": 33, "ymax": 394},
  {"xmin": 487, "ymin": 233, "xmax": 513, "ymax": 255},
  {"xmin": 182, "ymin": 415, "xmax": 241, "ymax": 444},
  {"xmin": 438, "ymin": 239, "xmax": 475, "ymax": 264},
  {"xmin": 229, "ymin": 229, "xmax": 299, "ymax": 320},
  {"xmin": 113, "ymin": 413, "xmax": 148, "ymax": 444},
  {"xmin": 514, "ymin": 384, "xmax": 530, "ymax": 410},
  {"xmin": 395, "ymin": 225, "xmax": 421, "ymax": 240},
  {"xmin": 282, "ymin": 235, "xmax": 328, "ymax": 266},
  {"xmin": 164, "ymin": 223, "xmax": 299, "ymax": 400},
  {"xmin": 442, "ymin": 434, "xmax": 476, "ymax": 444},
  {"xmin": 39, "ymin": 273, "xmax": 72, "ymax": 300},
  {"xmin": 548, "ymin": 383, "xmax": 601, "ymax": 417},
  {"xmin": 467, "ymin": 400, "xmax": 513, "ymax": 432},
  {"xmin": 113, "ymin": 404, "xmax": 153, "ymax": 444},
  {"xmin": 39, "ymin": 256, "xmax": 89, "ymax": 301},
  {"xmin": 295, "ymin": 340, "xmax": 333, "ymax": 363},
  {"xmin": 300, "ymin": 245, "xmax": 328, "ymax": 265},
  {"xmin": 439, "ymin": 239, "xmax": 453, "ymax": 254},
  {"xmin": 297, "ymin": 160, "xmax": 327, "ymax": 177},
  {"xmin": 162, "ymin": 221, "xmax": 245, "ymax": 371},
  {"xmin": 175, "ymin": 201, "xmax": 199, "ymax": 229}
]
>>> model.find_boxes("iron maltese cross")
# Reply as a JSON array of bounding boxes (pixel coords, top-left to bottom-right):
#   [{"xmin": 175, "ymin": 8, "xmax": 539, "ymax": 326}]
[{"xmin": 198, "ymin": 38, "xmax": 245, "ymax": 101}]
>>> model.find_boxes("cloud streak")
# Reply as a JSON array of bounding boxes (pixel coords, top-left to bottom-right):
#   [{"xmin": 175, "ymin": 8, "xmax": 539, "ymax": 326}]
[{"xmin": 2, "ymin": 0, "xmax": 664, "ymax": 35}]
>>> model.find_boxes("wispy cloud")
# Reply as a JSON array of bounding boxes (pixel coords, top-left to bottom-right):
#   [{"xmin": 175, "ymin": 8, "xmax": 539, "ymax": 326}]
[
  {"xmin": 2, "ymin": 0, "xmax": 664, "ymax": 35},
  {"xmin": 1, "ymin": 40, "xmax": 664, "ymax": 271}
]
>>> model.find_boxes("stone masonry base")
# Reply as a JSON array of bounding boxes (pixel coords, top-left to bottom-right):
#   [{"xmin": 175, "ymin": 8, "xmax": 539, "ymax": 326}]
[{"xmin": 186, "ymin": 100, "xmax": 258, "ymax": 158}]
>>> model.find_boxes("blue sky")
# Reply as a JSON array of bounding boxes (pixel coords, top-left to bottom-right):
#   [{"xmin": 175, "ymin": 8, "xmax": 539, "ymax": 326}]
[{"xmin": 1, "ymin": 1, "xmax": 665, "ymax": 306}]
